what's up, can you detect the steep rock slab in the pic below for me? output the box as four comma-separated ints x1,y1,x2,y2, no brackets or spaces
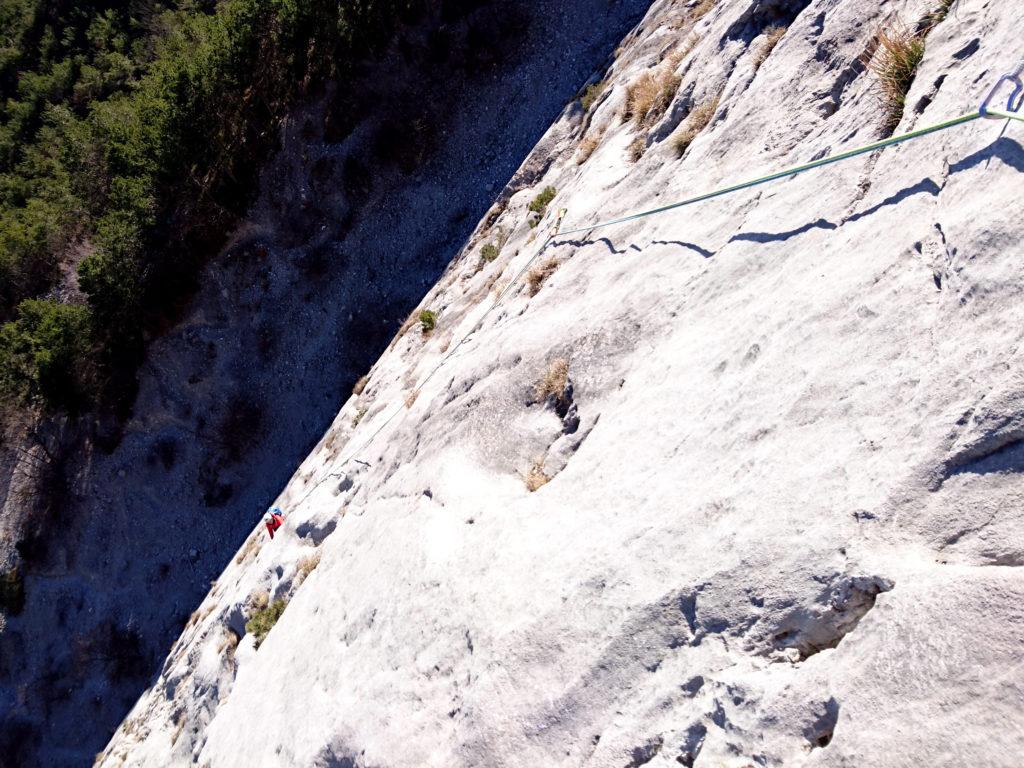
101,0,1024,765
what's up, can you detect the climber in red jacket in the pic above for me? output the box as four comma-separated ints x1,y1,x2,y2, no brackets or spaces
264,507,285,539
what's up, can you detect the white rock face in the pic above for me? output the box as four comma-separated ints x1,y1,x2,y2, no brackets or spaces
99,0,1024,765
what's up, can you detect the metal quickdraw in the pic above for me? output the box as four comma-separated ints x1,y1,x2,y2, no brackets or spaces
980,58,1024,118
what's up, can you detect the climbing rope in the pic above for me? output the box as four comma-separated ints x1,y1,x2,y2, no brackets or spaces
287,65,1023,508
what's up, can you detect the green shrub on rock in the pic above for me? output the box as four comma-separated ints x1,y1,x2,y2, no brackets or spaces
245,598,287,648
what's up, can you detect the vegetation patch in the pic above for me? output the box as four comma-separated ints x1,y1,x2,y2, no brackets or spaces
527,258,560,296
629,136,647,163
525,461,550,492
480,243,500,262
624,67,681,128
234,534,260,565
865,20,926,133
0,0,415,415
753,26,787,70
580,81,606,112
0,300,94,412
352,406,368,427
296,551,322,586
577,131,604,165
419,309,438,333
673,95,721,157
535,358,569,405
245,597,287,649
691,0,717,21
528,186,557,221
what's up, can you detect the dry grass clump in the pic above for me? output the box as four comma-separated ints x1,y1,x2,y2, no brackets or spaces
525,461,550,492
216,628,240,657
404,389,420,409
352,375,368,396
170,713,187,747
296,551,322,586
234,533,260,564
672,95,720,157
188,603,215,628
388,308,420,350
577,130,604,164
628,136,646,162
526,258,559,296
691,0,717,21
535,358,569,403
625,67,681,128
925,0,957,28
248,589,269,612
753,25,786,70
864,20,926,132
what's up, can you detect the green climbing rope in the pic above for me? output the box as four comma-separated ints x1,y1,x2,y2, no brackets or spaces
557,110,1002,238
291,99,1021,495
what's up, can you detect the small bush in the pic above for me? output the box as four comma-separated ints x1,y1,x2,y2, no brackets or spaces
528,186,557,216
580,81,606,112
672,96,720,157
866,21,926,132
480,243,500,262
352,375,369,396
419,309,437,333
245,598,287,649
352,407,367,426
753,25,787,70
527,258,559,296
535,359,569,404
525,461,550,492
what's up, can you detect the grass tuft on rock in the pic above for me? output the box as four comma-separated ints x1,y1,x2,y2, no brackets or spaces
535,358,569,404
866,21,926,133
527,258,559,296
245,598,287,649
525,461,550,492
672,96,720,157
628,136,647,162
625,68,681,128
753,25,787,70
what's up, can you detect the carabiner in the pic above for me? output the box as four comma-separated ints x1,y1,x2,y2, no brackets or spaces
980,59,1024,118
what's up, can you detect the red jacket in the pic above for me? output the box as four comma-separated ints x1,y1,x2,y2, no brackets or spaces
266,513,284,539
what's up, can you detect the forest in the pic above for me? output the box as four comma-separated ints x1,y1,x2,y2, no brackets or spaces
0,0,418,413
